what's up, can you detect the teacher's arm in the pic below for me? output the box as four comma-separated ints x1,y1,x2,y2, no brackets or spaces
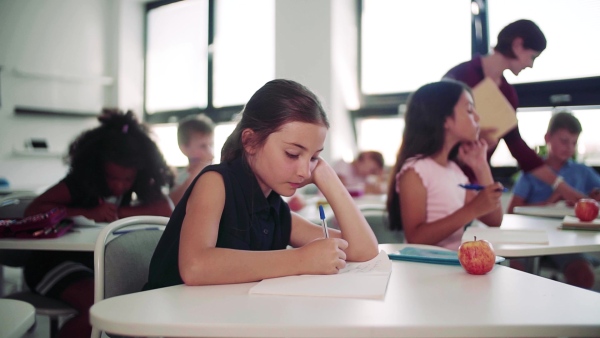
503,127,584,204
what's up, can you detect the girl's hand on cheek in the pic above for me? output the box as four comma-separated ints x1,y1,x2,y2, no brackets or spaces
307,158,336,189
459,140,488,168
298,238,348,275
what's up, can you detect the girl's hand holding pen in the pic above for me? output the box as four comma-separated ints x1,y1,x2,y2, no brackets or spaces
466,182,504,217
89,199,118,222
298,238,348,275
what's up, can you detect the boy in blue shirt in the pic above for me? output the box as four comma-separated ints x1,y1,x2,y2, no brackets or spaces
508,111,598,289
169,114,215,206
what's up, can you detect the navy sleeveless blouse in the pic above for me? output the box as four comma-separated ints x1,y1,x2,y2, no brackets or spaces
144,157,292,290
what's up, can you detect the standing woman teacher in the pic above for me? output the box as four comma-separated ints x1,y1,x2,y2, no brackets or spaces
443,19,584,203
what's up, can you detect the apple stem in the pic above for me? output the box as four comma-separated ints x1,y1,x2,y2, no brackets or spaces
474,236,477,241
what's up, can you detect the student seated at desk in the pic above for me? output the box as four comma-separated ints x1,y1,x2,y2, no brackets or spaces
507,112,599,289
386,80,504,251
144,79,379,290
23,109,174,338
169,114,215,206
333,150,386,195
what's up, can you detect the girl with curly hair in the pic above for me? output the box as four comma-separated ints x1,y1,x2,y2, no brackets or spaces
23,109,174,338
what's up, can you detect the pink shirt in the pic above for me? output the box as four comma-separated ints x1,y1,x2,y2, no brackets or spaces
396,157,469,250
332,160,364,192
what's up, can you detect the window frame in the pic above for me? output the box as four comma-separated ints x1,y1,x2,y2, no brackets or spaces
355,0,600,115
143,0,244,125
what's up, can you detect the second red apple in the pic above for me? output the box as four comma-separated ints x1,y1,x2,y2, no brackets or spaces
574,198,599,222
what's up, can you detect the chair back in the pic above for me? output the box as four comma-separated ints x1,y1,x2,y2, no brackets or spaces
92,216,168,338
361,207,404,244
93,216,169,303
103,230,162,299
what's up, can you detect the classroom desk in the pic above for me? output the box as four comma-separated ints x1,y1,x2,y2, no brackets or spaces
464,214,600,257
0,227,102,251
90,243,600,338
0,298,36,338
295,193,386,223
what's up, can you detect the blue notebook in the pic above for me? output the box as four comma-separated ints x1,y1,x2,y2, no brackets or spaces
388,247,505,266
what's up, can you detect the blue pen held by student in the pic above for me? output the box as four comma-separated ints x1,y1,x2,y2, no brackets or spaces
459,184,508,192
319,205,329,239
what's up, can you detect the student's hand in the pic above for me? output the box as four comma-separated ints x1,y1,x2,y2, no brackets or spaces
89,200,119,222
298,238,348,275
300,158,335,189
458,139,489,169
589,188,600,201
479,127,499,149
467,182,503,217
556,183,586,206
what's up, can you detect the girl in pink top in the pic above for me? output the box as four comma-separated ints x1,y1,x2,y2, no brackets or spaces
386,81,504,250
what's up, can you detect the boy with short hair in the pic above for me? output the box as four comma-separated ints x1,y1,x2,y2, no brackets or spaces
169,114,215,206
508,111,599,288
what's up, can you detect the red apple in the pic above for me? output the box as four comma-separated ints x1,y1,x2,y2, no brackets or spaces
287,194,306,212
458,236,496,275
574,198,599,222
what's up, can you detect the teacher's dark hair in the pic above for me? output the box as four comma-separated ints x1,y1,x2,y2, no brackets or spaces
494,19,547,58
386,80,470,231
221,79,329,163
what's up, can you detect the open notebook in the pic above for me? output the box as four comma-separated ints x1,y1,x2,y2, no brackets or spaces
249,250,392,299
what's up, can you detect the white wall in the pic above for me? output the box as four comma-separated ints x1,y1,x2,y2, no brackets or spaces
0,0,145,191
275,0,357,162
0,0,354,191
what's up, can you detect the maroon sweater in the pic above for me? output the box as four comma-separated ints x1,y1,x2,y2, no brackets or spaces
443,55,544,173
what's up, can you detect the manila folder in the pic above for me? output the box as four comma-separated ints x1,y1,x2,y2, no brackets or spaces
472,77,517,141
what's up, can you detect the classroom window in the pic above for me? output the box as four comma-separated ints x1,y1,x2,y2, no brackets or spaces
360,0,471,95
146,0,208,114
356,107,600,170
151,121,237,167
355,117,404,167
487,0,600,84
489,107,600,167
212,0,274,107
144,0,275,117
357,0,600,174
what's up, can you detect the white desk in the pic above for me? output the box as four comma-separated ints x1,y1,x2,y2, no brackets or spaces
465,214,600,257
90,244,600,338
0,299,35,338
295,194,386,223
0,227,102,251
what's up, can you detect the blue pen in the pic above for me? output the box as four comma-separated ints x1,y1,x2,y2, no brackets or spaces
459,184,508,192
113,227,160,235
319,205,329,239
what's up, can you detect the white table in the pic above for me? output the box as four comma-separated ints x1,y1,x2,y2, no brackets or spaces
0,227,102,251
90,243,600,338
0,299,35,338
465,214,600,257
295,194,386,223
